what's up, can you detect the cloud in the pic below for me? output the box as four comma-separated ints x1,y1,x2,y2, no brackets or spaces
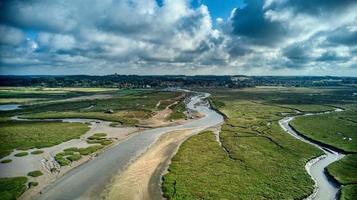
0,0,356,76
0,25,25,46
229,0,288,46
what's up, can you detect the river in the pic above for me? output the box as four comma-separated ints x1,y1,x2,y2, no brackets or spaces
0,104,21,111
36,92,224,200
279,110,344,200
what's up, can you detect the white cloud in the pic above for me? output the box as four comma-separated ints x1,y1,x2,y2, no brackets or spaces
0,0,356,76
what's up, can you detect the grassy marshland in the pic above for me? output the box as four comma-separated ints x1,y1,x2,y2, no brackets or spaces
290,112,357,153
163,87,357,200
0,177,28,200
0,121,89,158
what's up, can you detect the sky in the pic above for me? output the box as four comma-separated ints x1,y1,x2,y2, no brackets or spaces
0,0,356,76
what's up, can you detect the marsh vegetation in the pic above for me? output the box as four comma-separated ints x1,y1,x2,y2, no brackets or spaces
163,86,357,200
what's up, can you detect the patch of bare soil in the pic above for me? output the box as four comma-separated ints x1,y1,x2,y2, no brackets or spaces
103,129,197,200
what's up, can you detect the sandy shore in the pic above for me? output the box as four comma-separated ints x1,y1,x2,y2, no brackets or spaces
103,129,199,200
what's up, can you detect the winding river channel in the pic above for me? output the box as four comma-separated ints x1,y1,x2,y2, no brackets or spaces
35,92,224,200
279,109,344,200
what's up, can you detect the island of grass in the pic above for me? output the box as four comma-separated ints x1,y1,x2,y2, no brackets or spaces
0,177,28,200
1,159,12,163
55,145,105,166
31,150,44,155
28,181,39,188
27,170,43,177
290,111,357,153
86,133,113,145
14,152,28,157
0,121,90,158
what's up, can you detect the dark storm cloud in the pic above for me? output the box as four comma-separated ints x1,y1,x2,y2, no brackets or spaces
0,0,76,33
281,42,313,68
316,51,350,62
282,43,310,62
268,0,357,16
326,28,357,46
230,0,287,46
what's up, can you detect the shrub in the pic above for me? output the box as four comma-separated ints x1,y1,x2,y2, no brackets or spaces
63,151,75,156
86,139,104,144
56,158,70,166
78,148,91,155
79,145,103,155
28,181,39,188
67,154,81,162
87,133,107,140
31,150,44,155
54,154,70,166
63,147,79,152
14,152,28,157
1,159,12,164
100,140,113,145
56,152,66,157
27,170,43,177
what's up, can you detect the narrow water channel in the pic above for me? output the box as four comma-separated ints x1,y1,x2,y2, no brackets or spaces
279,110,344,200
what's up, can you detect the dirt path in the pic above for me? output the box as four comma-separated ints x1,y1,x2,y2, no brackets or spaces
103,129,198,200
140,96,186,127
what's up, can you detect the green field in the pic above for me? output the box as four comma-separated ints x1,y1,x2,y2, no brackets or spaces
0,87,120,105
163,86,357,200
0,177,28,200
290,112,357,153
340,184,357,200
0,121,89,158
23,111,140,126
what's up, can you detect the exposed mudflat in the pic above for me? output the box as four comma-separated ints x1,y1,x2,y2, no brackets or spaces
104,129,197,200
